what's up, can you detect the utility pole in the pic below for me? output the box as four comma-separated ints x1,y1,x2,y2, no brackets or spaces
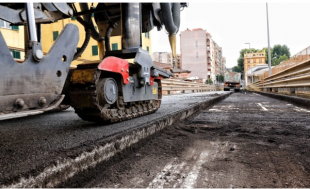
266,2,272,76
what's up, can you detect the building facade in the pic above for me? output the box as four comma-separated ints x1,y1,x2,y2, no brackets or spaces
243,51,266,84
153,52,181,69
0,19,25,60
180,28,222,83
221,57,226,75
41,3,152,66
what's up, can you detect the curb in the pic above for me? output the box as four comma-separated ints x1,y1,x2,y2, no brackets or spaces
254,91,310,109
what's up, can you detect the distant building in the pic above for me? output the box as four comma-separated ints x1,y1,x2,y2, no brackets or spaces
153,52,181,69
153,61,172,71
243,51,266,85
221,57,226,75
180,28,222,83
171,68,191,79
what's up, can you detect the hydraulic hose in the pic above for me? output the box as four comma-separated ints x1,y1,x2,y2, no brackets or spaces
73,16,91,60
160,3,180,34
105,22,117,51
79,3,104,42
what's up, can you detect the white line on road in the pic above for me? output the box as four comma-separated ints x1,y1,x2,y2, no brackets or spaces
256,103,268,111
294,107,310,113
253,93,260,96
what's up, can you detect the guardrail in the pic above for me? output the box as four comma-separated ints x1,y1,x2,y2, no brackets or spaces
255,46,310,94
161,79,219,95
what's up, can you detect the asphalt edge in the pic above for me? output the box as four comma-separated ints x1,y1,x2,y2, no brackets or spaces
4,92,232,188
253,91,310,109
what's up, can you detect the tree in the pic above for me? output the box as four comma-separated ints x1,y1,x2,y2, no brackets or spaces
271,54,289,66
232,66,242,73
273,44,290,59
216,74,224,82
206,78,213,85
264,44,290,65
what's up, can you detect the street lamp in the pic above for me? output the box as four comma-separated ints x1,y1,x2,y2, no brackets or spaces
245,43,253,84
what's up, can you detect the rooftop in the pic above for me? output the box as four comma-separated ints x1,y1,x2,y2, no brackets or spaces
153,61,172,69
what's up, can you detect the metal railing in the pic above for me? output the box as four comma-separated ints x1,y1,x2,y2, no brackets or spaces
162,79,218,95
255,46,310,93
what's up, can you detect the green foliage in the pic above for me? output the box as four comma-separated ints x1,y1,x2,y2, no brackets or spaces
271,54,289,66
273,44,290,59
206,78,213,85
263,44,290,65
232,66,242,73
216,74,224,82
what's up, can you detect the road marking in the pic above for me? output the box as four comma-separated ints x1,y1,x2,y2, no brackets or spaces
209,109,222,112
253,93,260,96
294,107,310,113
180,151,210,188
147,160,186,188
256,103,268,111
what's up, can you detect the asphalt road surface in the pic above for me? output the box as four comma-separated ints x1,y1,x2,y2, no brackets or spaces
75,92,310,188
0,91,228,186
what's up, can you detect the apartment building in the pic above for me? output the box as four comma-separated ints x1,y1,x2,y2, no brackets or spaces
40,3,151,66
221,57,226,75
0,19,25,60
180,28,222,83
0,4,152,66
243,51,266,84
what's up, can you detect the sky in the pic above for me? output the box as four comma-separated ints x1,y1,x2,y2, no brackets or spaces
151,0,310,68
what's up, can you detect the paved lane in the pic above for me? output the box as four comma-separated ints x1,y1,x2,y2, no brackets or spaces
0,91,228,185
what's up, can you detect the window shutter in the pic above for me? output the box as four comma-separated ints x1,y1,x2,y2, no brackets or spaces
112,43,118,50
53,31,59,41
11,25,19,31
15,51,21,59
92,45,98,56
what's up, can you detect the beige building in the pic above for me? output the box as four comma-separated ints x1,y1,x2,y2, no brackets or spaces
180,28,222,83
243,51,266,84
0,19,25,60
221,57,226,75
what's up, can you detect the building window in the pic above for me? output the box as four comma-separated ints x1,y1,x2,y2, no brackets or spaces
92,45,98,56
247,60,250,63
112,43,118,50
0,19,11,29
53,31,59,41
10,50,21,59
196,41,198,47
146,46,149,52
145,32,149,39
254,59,256,63
259,59,262,63
196,52,198,58
11,25,19,31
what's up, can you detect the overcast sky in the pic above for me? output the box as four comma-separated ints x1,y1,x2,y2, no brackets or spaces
151,0,310,68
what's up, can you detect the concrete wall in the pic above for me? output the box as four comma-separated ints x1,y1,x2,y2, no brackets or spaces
181,29,208,80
